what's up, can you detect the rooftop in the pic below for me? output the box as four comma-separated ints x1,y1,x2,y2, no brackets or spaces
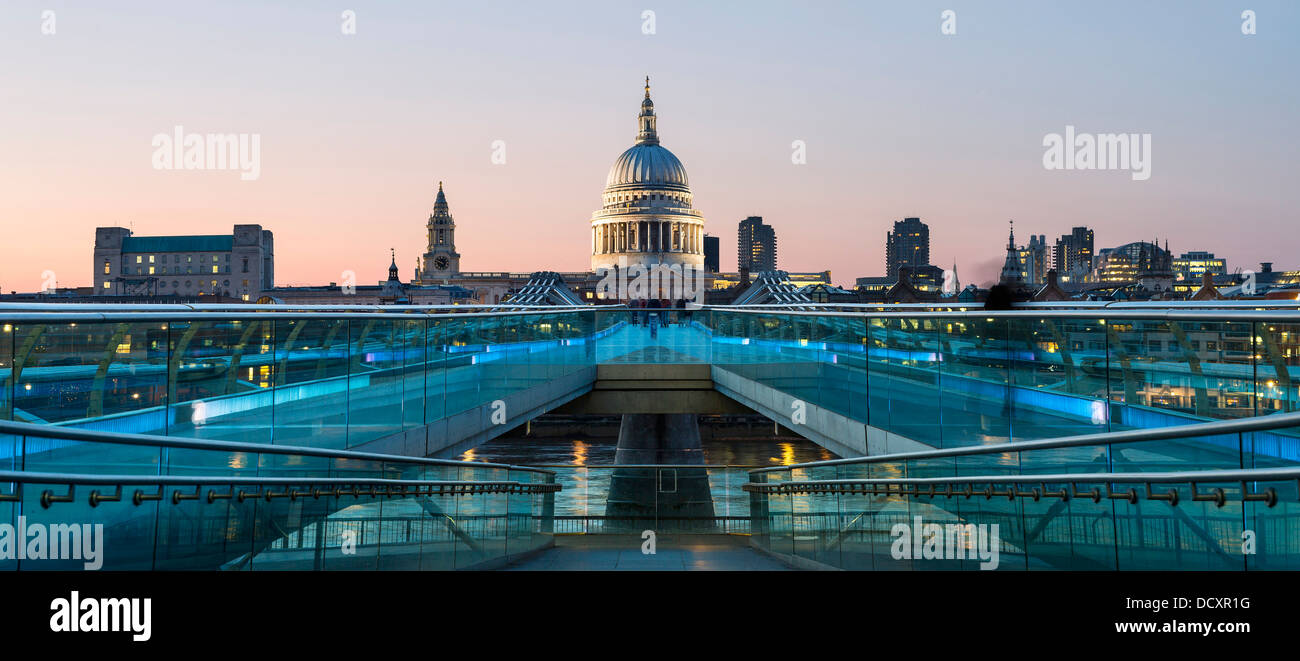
120,235,234,253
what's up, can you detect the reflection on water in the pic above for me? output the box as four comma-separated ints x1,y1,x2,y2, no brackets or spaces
459,435,834,467
459,435,836,520
774,442,797,466
459,436,616,466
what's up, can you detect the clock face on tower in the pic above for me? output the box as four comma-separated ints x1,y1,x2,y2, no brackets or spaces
434,255,450,270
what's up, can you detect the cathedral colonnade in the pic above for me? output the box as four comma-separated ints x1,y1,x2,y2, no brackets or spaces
592,221,704,256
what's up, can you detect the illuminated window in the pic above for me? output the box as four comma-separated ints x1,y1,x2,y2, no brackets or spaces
135,256,142,264
148,255,155,263
149,266,155,274
103,282,111,289
103,260,110,274
212,265,218,273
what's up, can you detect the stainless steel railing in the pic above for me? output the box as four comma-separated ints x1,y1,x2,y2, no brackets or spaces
743,466,1300,508
0,470,561,509
709,301,1300,310
0,302,609,313
748,409,1300,474
704,305,1300,321
0,419,555,476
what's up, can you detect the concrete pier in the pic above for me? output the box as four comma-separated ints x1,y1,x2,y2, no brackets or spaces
604,414,716,532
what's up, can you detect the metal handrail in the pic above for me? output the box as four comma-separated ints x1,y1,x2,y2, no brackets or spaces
710,301,1300,310
0,470,557,488
0,306,611,323
749,409,1300,474
742,466,1300,507
0,302,611,313
703,306,1300,321
527,463,764,469
0,470,562,508
0,419,555,476
7,301,1298,322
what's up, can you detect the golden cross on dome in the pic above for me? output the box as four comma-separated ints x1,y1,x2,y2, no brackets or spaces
644,76,650,99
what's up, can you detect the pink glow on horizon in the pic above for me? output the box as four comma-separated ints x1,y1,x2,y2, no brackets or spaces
0,2,1295,293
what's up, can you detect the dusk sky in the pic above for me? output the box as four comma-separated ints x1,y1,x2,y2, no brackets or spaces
1,0,1296,292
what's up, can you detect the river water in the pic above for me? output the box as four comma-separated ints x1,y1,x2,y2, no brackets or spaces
458,434,836,527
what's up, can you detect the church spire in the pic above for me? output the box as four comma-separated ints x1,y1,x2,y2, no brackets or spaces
1000,220,1025,287
433,181,447,211
428,182,454,229
636,76,659,145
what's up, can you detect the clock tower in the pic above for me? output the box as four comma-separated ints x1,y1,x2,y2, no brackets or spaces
419,181,460,280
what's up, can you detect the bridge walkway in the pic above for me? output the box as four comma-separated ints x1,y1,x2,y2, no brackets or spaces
501,534,789,571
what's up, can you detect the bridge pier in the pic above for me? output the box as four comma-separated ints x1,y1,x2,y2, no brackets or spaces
605,414,716,532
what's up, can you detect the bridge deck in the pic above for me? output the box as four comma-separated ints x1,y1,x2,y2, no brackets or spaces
502,534,790,571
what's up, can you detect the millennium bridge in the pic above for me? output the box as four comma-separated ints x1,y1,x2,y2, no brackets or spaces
1,301,1298,570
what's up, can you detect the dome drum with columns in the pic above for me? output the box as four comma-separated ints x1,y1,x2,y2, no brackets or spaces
591,78,705,271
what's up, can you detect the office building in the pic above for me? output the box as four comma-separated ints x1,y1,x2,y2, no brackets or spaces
1173,251,1228,283
93,224,273,300
1053,226,1095,279
884,217,929,278
703,234,719,272
738,216,777,272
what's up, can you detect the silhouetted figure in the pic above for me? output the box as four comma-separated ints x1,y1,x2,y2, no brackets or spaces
985,284,1015,310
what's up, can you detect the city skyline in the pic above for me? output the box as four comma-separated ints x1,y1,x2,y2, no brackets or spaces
2,0,1297,292
4,0,1300,610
